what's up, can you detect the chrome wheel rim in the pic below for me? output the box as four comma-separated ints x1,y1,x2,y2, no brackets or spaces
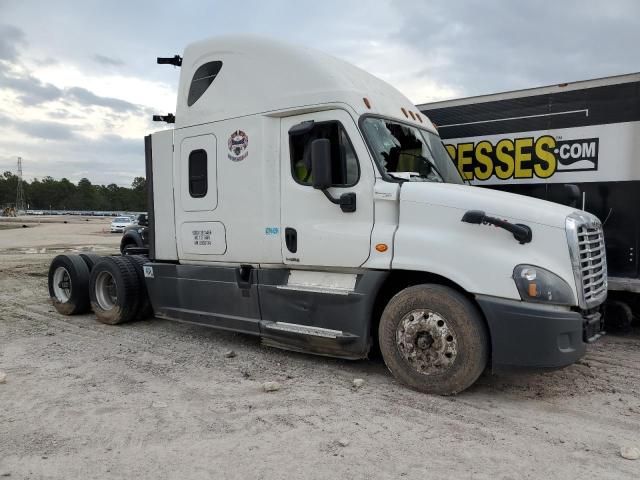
52,267,72,302
396,309,458,375
95,271,117,310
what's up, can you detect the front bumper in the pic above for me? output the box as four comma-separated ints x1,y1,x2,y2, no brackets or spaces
476,295,604,371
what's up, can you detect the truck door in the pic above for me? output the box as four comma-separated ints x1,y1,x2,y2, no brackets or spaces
173,128,225,259
280,110,374,267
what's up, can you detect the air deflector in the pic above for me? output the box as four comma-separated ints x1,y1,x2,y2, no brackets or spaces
188,61,223,106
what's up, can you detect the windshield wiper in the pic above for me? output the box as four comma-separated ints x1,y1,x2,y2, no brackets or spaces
387,173,408,182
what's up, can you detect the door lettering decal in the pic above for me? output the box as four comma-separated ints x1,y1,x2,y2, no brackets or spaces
192,229,212,246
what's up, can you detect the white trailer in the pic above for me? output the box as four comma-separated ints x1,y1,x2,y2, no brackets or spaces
48,36,607,394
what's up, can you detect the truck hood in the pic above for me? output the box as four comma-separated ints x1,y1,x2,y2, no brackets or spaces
400,182,578,228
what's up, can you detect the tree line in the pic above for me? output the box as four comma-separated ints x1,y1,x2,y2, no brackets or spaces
0,171,147,212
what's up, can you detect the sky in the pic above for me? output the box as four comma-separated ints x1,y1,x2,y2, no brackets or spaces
0,0,638,186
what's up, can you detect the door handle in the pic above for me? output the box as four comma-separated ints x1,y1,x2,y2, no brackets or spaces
235,264,253,290
285,227,297,253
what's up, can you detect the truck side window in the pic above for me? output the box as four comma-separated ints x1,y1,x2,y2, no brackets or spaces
289,121,359,187
188,149,208,198
187,61,223,107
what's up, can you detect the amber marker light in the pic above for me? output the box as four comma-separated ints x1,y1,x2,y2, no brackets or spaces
375,243,389,253
528,282,537,297
363,97,371,109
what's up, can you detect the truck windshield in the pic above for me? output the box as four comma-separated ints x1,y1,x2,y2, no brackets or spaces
361,117,463,184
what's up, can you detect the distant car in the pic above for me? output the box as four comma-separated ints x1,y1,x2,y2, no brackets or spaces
110,216,134,233
120,214,149,254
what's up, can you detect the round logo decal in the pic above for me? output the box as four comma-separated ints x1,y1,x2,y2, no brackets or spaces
227,130,248,161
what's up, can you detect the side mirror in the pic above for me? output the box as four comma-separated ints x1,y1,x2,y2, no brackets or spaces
311,138,332,190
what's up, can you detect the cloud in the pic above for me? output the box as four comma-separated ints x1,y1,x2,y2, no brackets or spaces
0,111,80,141
93,54,124,67
92,134,142,156
0,131,146,185
0,64,63,105
66,86,141,113
0,63,144,113
0,24,26,61
390,0,640,99
48,108,84,120
17,120,79,140
1,0,638,186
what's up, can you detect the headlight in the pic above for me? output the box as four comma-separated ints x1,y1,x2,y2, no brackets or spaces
513,265,575,306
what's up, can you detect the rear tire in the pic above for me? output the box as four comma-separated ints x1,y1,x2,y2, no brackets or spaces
378,284,489,395
48,254,91,315
79,253,101,271
89,256,141,324
124,255,154,320
121,242,137,255
605,299,634,332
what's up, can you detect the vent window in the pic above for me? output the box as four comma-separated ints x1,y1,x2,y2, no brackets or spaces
188,149,208,197
187,61,222,106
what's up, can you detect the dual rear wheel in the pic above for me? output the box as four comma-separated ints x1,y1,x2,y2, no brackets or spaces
48,254,91,315
48,253,153,324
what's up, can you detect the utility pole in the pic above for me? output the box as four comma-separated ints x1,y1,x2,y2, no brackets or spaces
16,156,26,213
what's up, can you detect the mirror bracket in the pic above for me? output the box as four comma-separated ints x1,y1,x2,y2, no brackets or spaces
322,190,356,213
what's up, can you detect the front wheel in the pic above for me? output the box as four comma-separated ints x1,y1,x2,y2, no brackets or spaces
378,284,489,395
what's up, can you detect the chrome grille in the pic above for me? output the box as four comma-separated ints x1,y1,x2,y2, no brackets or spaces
577,223,607,306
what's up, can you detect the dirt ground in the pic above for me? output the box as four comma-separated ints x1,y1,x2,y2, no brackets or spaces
1,217,639,479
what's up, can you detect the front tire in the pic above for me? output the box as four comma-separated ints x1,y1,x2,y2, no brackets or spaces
378,284,489,395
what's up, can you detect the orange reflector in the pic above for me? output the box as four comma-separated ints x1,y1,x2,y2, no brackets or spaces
528,283,537,297
375,243,389,253
363,97,371,109
401,107,408,118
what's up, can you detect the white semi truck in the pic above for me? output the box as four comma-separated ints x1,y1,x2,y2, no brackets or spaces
48,36,606,394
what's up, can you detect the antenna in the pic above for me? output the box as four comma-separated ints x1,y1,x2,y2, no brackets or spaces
16,156,26,213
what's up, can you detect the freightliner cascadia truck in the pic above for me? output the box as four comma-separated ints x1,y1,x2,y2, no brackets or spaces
419,73,639,329
47,36,606,394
